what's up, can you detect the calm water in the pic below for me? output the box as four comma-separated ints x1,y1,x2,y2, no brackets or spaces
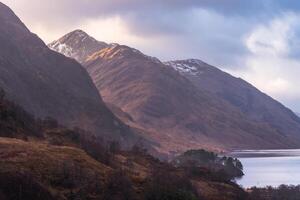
230,149,300,188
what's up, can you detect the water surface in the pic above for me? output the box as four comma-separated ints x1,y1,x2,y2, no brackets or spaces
230,149,300,188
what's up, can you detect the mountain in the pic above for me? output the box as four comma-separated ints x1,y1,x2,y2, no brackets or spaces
165,59,300,140
0,2,139,145
49,30,300,153
48,29,109,63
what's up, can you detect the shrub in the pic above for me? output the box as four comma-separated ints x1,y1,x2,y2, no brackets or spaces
144,168,199,200
102,170,136,200
0,172,54,200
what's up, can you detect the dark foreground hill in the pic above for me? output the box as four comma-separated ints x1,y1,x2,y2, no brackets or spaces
0,87,247,200
0,2,143,147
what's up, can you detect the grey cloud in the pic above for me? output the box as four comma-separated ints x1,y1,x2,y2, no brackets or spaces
3,0,300,67
2,0,287,25
2,0,260,66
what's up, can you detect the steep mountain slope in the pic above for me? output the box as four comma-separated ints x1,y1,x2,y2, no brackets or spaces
0,3,137,144
48,29,109,63
51,32,300,152
88,46,300,151
165,59,300,140
50,30,300,153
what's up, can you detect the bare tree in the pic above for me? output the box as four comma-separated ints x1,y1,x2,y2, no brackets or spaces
0,88,5,101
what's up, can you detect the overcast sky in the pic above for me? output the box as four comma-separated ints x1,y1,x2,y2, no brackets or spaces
2,0,300,112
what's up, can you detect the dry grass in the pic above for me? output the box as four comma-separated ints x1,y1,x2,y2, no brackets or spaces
193,180,245,200
0,137,112,199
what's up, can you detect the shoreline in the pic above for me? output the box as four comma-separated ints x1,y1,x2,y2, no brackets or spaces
228,149,300,158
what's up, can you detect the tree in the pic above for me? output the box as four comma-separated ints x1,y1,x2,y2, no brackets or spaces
234,158,243,171
43,117,59,129
144,168,199,200
102,170,136,200
109,141,121,155
0,88,5,101
131,143,148,155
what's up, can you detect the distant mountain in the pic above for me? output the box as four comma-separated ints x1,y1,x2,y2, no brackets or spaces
49,30,300,153
165,59,300,140
0,3,140,146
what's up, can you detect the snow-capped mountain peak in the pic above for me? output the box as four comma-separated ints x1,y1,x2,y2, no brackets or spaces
48,30,108,63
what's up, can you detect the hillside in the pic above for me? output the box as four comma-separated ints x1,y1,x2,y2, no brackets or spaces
165,59,300,142
50,31,300,153
0,2,143,146
0,138,112,200
0,85,247,200
0,137,247,200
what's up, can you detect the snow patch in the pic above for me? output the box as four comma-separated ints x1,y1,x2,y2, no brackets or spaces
49,41,79,61
165,60,204,76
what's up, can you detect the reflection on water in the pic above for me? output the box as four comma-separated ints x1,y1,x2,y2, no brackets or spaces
230,150,300,188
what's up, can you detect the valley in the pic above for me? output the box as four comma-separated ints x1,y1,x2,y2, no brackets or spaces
1,1,300,200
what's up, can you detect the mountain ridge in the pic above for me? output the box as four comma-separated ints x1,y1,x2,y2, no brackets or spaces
165,59,300,138
49,31,300,153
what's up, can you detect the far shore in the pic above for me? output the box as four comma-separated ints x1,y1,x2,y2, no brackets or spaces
228,149,300,158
